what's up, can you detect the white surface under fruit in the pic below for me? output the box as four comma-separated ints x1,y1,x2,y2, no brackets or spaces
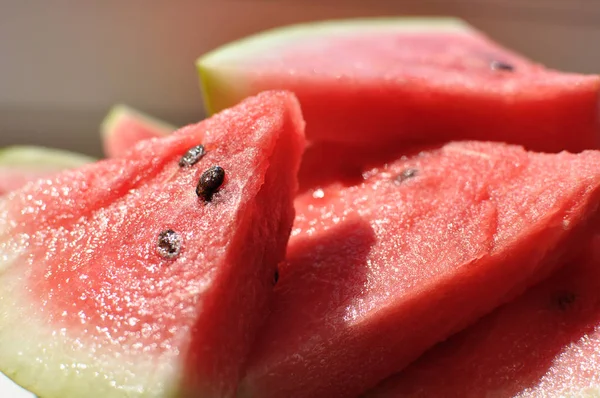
0,372,34,398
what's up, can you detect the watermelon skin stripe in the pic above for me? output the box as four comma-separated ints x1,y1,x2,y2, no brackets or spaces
0,91,305,398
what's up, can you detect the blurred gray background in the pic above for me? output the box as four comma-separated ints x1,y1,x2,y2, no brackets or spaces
1,0,599,157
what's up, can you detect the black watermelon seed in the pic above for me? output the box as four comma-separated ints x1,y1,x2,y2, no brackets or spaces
197,165,225,201
490,60,515,72
273,269,279,286
555,290,576,311
179,145,206,167
394,168,418,184
157,229,181,259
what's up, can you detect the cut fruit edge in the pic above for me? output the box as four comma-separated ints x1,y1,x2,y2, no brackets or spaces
197,17,471,115
0,91,305,398
0,146,94,170
100,104,176,140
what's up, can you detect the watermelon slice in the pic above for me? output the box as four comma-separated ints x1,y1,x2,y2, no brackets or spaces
367,235,600,398
97,106,406,194
97,106,397,194
297,140,431,193
101,104,175,158
0,91,305,397
238,142,600,398
0,146,93,195
198,18,600,153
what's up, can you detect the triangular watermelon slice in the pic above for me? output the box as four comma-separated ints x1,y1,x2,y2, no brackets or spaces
198,18,600,153
0,91,305,397
0,146,94,195
101,104,175,158
367,235,600,398
238,142,600,398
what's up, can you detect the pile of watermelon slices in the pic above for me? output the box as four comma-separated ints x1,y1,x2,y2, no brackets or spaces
1,17,600,398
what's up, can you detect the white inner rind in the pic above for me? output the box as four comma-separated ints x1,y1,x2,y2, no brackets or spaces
198,17,470,67
0,193,183,398
196,17,471,114
0,253,183,397
0,146,94,170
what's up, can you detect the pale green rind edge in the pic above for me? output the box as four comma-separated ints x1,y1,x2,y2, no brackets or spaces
0,366,180,398
198,67,218,116
100,104,177,140
0,352,181,398
199,16,472,66
0,146,95,170
196,17,473,115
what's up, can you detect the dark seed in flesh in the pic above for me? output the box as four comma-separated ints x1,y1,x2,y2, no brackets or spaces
394,168,418,184
555,290,576,311
490,60,515,72
157,229,181,259
179,145,206,167
273,269,279,286
197,165,225,201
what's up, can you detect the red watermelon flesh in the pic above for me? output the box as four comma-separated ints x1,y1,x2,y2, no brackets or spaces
100,106,410,194
0,168,56,195
367,235,600,398
297,140,432,193
0,91,305,397
238,142,600,398
198,18,600,153
0,146,93,195
101,104,175,158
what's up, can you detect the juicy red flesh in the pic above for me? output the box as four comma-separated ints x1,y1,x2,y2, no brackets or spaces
0,91,305,397
368,236,600,398
0,168,57,195
239,142,600,398
226,31,600,152
103,115,171,158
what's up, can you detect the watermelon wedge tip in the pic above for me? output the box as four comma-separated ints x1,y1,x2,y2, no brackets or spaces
0,90,305,398
101,104,176,158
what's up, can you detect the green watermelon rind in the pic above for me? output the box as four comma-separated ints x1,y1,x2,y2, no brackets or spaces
0,140,139,398
196,17,472,115
0,146,95,170
0,145,180,398
0,92,305,398
100,104,176,141
0,313,181,398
